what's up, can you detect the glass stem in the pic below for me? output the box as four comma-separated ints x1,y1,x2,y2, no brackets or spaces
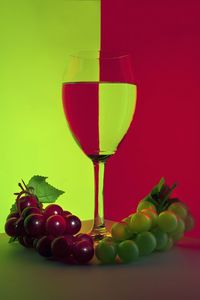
91,160,106,238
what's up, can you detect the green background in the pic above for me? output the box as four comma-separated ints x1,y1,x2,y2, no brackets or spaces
0,0,100,232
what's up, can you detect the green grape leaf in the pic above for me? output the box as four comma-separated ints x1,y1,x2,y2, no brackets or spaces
27,176,65,203
164,198,180,210
158,183,178,212
151,177,165,196
150,187,158,196
142,194,158,206
9,237,18,243
10,203,17,213
162,182,177,202
157,177,165,192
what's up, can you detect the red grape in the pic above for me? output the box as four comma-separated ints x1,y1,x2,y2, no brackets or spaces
64,234,76,247
24,214,45,237
21,207,42,219
15,217,26,236
5,217,17,237
65,215,81,235
22,236,35,248
75,233,94,245
61,254,78,265
62,210,72,217
36,236,53,257
51,236,73,259
46,215,66,236
17,196,38,214
44,204,63,218
18,236,27,247
73,240,94,264
6,212,20,220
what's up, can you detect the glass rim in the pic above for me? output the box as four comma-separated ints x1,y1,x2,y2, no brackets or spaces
68,50,131,60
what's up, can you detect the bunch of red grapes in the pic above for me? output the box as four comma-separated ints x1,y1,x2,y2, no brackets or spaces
5,193,94,264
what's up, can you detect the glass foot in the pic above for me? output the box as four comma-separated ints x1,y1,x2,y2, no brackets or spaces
89,224,111,242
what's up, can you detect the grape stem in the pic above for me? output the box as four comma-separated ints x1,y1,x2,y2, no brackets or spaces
157,182,177,213
18,183,25,191
15,190,33,201
21,179,28,190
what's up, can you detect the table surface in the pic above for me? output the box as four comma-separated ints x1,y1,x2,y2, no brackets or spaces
1,220,200,300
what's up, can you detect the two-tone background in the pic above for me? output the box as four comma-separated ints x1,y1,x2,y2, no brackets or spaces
1,0,200,237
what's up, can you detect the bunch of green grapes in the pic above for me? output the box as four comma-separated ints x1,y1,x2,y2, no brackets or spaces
95,178,195,264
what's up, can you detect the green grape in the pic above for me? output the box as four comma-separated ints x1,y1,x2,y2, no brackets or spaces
122,216,131,225
129,212,152,233
117,240,139,263
135,231,157,256
111,222,132,242
184,214,195,232
137,199,156,212
141,208,158,227
170,217,185,234
151,227,168,250
158,211,178,233
170,231,184,242
100,236,115,244
95,240,117,264
169,217,185,242
168,202,188,220
159,237,173,251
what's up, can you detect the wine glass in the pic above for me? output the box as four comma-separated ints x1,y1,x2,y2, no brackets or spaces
62,51,137,241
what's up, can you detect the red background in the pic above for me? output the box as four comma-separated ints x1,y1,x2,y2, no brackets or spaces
101,0,200,237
